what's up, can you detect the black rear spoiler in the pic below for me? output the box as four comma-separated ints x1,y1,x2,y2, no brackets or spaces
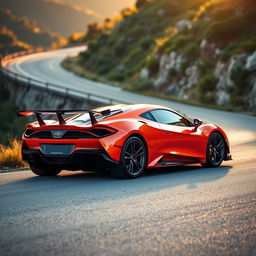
16,109,108,126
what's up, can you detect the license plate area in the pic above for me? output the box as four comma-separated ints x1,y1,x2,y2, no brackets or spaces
41,144,75,155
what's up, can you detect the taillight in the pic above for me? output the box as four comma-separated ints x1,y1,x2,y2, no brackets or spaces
90,127,117,138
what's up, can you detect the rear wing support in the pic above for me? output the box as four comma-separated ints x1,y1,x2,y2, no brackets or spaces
17,110,98,126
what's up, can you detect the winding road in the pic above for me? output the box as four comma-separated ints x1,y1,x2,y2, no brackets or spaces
1,46,256,256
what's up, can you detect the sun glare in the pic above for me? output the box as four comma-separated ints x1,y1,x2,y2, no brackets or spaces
193,0,226,22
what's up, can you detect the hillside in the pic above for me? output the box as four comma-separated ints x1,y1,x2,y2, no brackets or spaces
63,0,256,112
0,8,59,48
0,0,100,37
46,0,136,19
0,27,30,55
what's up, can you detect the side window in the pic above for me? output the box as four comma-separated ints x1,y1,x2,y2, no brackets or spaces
140,111,156,122
150,109,190,127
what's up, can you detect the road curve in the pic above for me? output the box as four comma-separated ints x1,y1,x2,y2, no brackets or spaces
6,46,256,145
1,46,256,256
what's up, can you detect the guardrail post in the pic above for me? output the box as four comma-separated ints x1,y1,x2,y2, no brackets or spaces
66,88,69,95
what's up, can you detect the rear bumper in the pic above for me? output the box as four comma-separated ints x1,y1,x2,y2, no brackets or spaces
22,149,119,170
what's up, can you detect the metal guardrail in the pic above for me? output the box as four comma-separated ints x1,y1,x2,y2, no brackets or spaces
0,47,128,105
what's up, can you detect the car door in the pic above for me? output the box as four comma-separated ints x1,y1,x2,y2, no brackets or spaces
150,109,205,163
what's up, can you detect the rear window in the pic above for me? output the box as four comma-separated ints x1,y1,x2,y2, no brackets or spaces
67,108,132,124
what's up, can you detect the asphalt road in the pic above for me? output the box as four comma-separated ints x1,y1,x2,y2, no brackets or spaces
1,46,256,256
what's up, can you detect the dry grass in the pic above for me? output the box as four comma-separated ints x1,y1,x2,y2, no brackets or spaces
0,139,26,168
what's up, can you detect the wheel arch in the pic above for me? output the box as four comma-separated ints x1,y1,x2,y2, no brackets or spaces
126,133,149,166
209,130,230,160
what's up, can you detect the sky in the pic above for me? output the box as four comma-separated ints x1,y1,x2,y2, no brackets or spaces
50,0,137,19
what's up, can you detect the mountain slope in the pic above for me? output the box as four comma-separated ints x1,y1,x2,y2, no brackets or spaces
64,0,256,112
0,0,100,36
78,0,206,76
0,8,59,47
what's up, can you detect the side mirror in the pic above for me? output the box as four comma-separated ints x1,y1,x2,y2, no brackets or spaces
193,119,202,127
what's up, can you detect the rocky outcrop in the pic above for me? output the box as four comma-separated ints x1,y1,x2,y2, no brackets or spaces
248,81,256,109
200,39,216,59
153,75,168,89
140,68,149,79
166,84,179,95
216,90,230,106
176,20,192,32
140,39,256,111
246,50,256,70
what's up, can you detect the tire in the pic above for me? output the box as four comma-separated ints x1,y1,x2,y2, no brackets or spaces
202,132,225,168
111,136,147,179
29,163,61,176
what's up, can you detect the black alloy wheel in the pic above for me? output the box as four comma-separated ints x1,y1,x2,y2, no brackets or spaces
111,136,147,178
202,132,225,168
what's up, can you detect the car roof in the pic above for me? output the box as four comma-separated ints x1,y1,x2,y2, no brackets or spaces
92,103,192,123
93,103,170,113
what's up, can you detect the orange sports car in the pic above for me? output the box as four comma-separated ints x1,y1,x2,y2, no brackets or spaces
17,104,232,178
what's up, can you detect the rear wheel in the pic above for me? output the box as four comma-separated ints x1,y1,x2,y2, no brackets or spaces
111,136,147,178
202,132,225,168
29,163,61,176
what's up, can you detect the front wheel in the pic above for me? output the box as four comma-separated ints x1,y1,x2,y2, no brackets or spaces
111,136,147,179
202,132,225,168
29,163,61,176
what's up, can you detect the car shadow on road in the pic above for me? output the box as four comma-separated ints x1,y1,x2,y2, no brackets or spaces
60,164,232,187
1,164,233,199
0,164,233,214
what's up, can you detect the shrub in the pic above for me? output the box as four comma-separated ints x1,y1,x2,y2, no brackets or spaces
172,34,194,49
182,42,200,60
140,37,153,50
133,79,153,91
197,72,218,94
230,67,251,95
220,39,256,62
146,57,159,75
0,82,27,145
179,60,190,74
0,139,25,168
205,17,245,46
168,68,177,78
93,58,112,75
88,41,99,52
107,70,126,82
163,34,194,54
200,93,215,104
122,47,145,69
238,39,256,53
229,96,245,110
220,44,236,62
197,59,216,76
113,42,126,56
